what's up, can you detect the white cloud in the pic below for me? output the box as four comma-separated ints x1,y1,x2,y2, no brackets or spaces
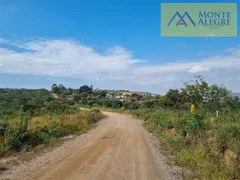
0,38,240,93
188,65,210,73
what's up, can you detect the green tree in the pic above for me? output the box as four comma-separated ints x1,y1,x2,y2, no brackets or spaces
99,90,107,98
182,75,209,107
165,89,184,118
51,84,58,94
79,85,92,93
205,84,233,111
57,84,66,94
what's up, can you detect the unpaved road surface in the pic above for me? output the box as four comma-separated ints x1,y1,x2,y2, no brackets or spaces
0,112,180,180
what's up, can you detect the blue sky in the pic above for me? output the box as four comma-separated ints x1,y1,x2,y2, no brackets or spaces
0,0,239,94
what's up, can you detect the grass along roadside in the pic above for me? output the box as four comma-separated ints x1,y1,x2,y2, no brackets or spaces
0,109,106,159
128,108,240,180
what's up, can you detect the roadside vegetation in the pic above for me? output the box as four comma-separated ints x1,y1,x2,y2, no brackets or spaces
0,88,104,158
131,109,240,179
128,76,240,180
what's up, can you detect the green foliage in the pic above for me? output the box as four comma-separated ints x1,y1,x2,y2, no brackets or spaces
131,108,240,180
182,75,209,106
165,89,184,110
79,85,92,93
178,112,207,136
0,98,104,158
51,84,58,94
37,124,64,143
5,115,30,152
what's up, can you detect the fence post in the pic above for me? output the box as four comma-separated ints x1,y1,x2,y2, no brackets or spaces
27,116,31,130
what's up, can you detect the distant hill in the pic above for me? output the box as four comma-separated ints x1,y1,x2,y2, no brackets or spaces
233,93,240,98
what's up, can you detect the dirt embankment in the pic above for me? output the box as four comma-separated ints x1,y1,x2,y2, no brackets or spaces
0,112,181,180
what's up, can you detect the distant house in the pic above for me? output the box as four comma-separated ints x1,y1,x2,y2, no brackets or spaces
116,95,124,99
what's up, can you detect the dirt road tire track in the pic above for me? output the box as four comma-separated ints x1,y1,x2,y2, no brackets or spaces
0,112,180,180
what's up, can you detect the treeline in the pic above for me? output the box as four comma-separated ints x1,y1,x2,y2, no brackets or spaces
51,84,94,95
159,75,240,113
62,76,240,114
1,75,239,119
0,88,77,119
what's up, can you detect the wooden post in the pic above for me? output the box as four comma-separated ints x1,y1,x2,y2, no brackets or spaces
27,117,31,130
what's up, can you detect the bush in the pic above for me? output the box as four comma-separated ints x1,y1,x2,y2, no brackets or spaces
178,112,207,136
153,111,176,129
5,115,30,152
38,128,55,143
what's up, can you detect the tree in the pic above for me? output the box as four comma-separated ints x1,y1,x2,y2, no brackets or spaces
64,88,73,95
182,75,209,107
79,85,92,93
165,89,184,109
72,93,81,102
205,84,233,111
99,90,107,98
57,84,66,94
51,84,58,94
165,89,185,118
229,96,240,109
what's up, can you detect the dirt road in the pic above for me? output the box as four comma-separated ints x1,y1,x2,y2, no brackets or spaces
0,112,180,180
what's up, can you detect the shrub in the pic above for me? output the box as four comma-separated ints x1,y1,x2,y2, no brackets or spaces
178,112,207,136
37,125,59,143
5,116,30,152
153,111,176,129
